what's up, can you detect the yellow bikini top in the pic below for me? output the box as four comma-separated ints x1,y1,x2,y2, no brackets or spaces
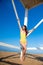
20,29,26,41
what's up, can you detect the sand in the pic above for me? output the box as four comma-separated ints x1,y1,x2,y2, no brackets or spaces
0,51,43,65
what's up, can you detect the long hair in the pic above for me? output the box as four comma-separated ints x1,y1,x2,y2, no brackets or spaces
22,25,28,36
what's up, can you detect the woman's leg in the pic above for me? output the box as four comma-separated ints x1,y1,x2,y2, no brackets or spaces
20,43,26,62
22,44,26,61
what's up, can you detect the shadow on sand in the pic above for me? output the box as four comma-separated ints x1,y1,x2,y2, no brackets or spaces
0,53,20,59
0,60,21,65
0,53,21,65
26,54,43,62
0,53,43,65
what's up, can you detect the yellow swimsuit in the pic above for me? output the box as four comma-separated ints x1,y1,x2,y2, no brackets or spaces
20,29,26,44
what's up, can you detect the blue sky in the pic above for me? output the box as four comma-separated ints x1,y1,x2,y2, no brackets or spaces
0,0,43,49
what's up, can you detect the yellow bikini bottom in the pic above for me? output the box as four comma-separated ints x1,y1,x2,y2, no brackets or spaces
20,40,26,44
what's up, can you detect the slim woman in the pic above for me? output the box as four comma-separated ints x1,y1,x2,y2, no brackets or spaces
20,25,28,62
18,21,32,62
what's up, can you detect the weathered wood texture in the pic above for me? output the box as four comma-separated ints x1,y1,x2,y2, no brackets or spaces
20,0,43,9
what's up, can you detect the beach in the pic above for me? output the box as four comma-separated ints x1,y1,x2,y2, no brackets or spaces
0,51,43,65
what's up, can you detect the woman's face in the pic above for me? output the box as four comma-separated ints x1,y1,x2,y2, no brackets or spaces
22,26,25,30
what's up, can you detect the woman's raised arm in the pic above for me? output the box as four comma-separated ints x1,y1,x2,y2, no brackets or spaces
27,29,34,37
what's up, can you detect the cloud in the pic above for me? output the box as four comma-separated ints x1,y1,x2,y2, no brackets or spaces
0,42,43,50
0,42,20,50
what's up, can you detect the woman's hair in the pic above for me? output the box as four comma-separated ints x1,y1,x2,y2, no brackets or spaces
22,25,28,36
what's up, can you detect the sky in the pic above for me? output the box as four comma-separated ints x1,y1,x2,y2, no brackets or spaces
0,0,43,50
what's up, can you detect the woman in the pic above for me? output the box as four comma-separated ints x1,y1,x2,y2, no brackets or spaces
18,21,33,62
20,25,28,62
